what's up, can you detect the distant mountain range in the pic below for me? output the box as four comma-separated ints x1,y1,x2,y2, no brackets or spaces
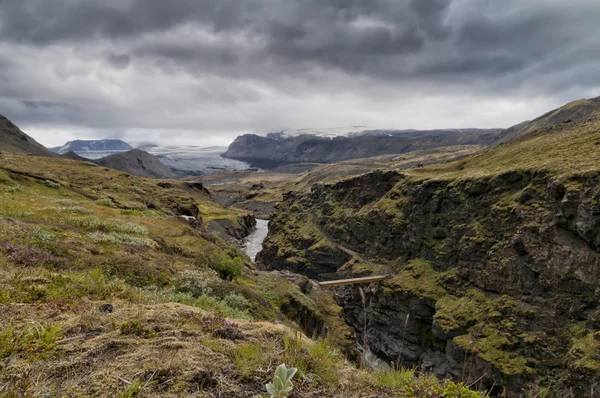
50,139,133,155
224,128,503,168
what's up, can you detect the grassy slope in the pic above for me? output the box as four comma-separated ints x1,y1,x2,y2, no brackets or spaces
0,154,484,397
411,105,600,181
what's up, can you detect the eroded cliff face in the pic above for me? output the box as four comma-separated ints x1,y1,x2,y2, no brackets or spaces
259,169,600,397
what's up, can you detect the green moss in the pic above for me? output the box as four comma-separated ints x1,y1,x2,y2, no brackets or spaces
568,332,600,371
338,258,382,275
435,290,490,331
385,259,447,299
454,326,532,376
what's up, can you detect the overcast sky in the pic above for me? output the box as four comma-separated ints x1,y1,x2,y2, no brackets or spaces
1,0,599,147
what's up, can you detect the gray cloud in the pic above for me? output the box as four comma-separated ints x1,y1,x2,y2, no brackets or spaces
0,0,599,147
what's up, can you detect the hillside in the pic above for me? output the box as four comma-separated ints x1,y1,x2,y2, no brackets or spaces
0,114,55,157
258,96,600,396
60,151,89,161
94,149,176,179
223,129,501,168
491,96,600,145
0,153,485,397
50,139,133,154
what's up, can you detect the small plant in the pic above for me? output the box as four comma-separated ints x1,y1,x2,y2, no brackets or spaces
224,292,250,310
89,232,156,247
53,198,82,206
43,180,60,189
208,254,244,280
5,184,21,193
175,270,215,297
33,227,56,243
68,216,149,235
95,198,114,207
266,364,298,398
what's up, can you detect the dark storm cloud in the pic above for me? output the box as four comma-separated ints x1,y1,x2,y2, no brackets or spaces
105,53,131,70
0,0,599,146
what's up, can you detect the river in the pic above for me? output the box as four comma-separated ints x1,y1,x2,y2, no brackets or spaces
243,219,269,262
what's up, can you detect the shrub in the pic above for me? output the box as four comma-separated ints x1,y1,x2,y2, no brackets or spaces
95,198,114,207
43,180,60,189
174,270,216,297
53,199,82,206
33,227,56,243
208,254,244,280
68,217,149,235
266,364,298,398
5,184,21,193
1,242,62,267
224,292,250,310
89,232,156,247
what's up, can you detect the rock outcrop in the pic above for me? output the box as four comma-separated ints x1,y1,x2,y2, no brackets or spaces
0,114,56,157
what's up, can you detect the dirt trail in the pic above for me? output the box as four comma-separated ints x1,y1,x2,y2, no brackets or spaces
310,213,392,276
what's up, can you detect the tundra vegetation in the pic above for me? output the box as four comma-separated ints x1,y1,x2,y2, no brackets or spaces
0,153,484,397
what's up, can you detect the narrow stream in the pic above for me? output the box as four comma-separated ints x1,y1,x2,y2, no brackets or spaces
243,219,269,262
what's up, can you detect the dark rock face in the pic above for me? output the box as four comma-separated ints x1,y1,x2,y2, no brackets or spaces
207,214,256,243
260,168,600,396
223,129,501,168
0,114,56,157
94,149,176,179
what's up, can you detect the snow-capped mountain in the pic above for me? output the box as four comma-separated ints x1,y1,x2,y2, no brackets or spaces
49,139,134,159
266,127,369,139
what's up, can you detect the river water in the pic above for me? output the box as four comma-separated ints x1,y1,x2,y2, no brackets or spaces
243,219,269,262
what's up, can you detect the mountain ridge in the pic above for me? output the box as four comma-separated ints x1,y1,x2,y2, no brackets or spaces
0,114,56,157
50,139,133,154
223,128,503,168
94,149,177,179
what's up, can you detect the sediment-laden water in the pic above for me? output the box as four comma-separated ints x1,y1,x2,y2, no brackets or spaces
243,219,269,262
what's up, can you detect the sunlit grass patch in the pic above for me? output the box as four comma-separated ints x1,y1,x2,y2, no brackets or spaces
67,216,149,235
89,231,156,247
